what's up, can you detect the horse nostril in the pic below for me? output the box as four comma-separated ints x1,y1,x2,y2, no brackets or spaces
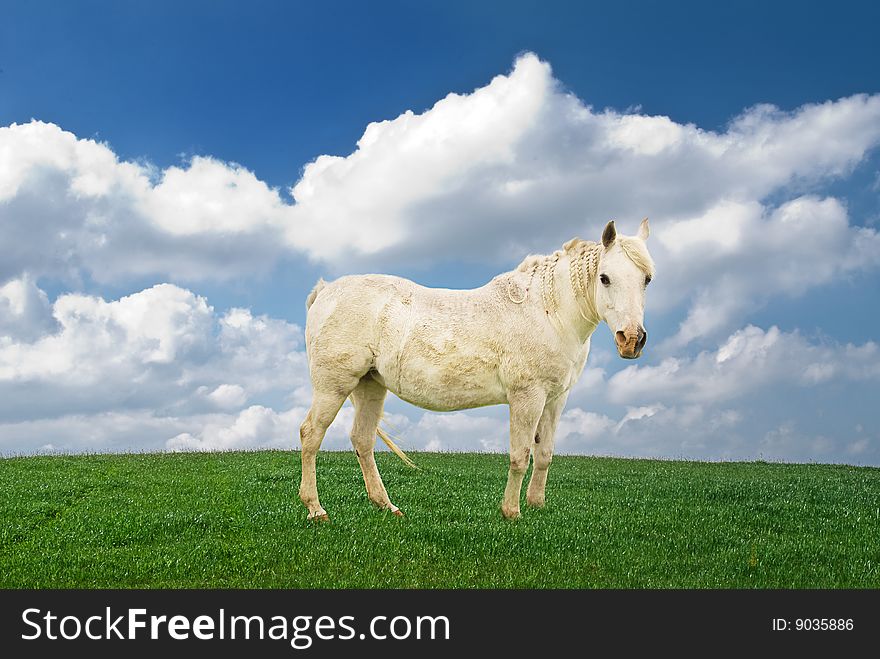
637,328,647,351
615,331,627,347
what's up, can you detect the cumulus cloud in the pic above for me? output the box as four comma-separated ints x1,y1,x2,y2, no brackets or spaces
408,411,510,452
555,407,615,450
162,403,430,454
0,274,57,341
285,54,552,262
0,410,197,455
607,325,880,405
2,53,880,464
290,55,879,346
3,53,879,350
204,384,248,409
0,121,289,283
0,278,874,465
657,196,880,347
0,283,307,428
287,56,880,273
555,403,749,460
167,405,304,452
0,406,306,455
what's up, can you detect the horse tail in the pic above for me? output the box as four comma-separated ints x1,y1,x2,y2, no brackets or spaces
347,394,418,468
376,423,419,469
305,278,327,311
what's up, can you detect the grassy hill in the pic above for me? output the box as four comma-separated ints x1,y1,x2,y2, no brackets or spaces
1,451,878,588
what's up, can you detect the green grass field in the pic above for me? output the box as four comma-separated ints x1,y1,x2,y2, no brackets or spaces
1,451,878,588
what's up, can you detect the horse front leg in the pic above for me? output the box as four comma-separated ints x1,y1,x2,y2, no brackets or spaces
526,392,568,509
501,387,547,519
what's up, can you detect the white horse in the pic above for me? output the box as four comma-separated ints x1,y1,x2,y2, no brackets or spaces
299,219,654,520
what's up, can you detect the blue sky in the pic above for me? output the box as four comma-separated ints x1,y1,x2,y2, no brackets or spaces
1,1,879,463
6,1,879,189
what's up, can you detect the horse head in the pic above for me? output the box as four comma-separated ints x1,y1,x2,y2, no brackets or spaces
595,218,654,359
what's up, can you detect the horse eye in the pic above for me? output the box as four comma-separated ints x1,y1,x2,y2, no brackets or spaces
645,275,652,286
599,274,610,286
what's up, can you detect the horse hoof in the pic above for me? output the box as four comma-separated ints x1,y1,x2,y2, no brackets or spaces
526,498,545,509
308,512,330,523
500,507,521,520
392,508,404,517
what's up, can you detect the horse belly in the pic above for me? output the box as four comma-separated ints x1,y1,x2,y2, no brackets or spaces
376,347,506,412
403,358,505,411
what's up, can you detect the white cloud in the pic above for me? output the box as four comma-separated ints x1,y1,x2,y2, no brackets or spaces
0,406,301,455
0,283,872,463
608,325,880,405
167,405,301,452
165,403,361,453
0,274,57,341
0,121,289,283
205,383,248,409
278,56,880,341
285,54,551,261
657,196,880,348
0,282,307,430
2,54,879,347
555,407,615,450
555,403,749,460
0,295,874,464
348,401,753,462
0,410,199,454
2,53,880,465
143,157,286,236
0,283,213,383
614,405,664,433
409,411,509,452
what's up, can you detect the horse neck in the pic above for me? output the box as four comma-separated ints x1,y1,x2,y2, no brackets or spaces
508,243,601,344
556,243,601,342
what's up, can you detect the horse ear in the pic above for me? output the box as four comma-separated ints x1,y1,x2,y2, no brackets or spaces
602,220,616,249
638,217,650,241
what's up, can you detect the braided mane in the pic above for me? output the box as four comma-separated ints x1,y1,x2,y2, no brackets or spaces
507,239,603,324
563,238,602,321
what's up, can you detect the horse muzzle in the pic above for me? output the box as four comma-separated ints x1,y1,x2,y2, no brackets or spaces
615,327,647,359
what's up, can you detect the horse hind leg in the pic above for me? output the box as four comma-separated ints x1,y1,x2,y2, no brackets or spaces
350,375,401,515
299,388,349,521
